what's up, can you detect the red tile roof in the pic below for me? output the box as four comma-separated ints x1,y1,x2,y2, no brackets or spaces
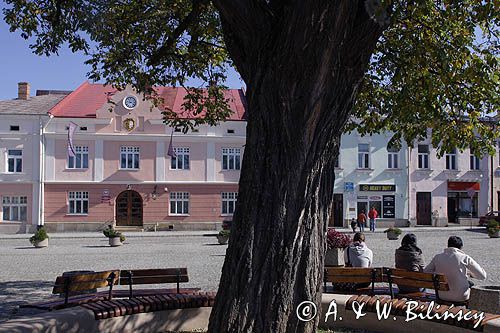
49,81,247,120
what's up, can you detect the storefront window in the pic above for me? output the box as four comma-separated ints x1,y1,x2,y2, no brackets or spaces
447,192,478,219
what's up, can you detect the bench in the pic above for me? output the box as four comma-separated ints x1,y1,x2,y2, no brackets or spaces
324,266,450,304
346,295,500,332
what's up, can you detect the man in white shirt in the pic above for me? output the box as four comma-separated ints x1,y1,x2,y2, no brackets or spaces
424,236,486,303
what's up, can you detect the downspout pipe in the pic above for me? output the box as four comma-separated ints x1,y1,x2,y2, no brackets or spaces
38,114,54,229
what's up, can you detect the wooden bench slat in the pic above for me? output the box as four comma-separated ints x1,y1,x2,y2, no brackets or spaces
119,275,189,285
119,268,187,278
328,276,374,283
53,280,113,294
325,267,382,276
54,270,119,285
388,268,447,282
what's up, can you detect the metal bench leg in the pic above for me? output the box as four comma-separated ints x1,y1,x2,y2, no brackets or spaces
108,272,116,301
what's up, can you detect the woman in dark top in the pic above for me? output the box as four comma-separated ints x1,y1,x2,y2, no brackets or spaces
395,233,425,293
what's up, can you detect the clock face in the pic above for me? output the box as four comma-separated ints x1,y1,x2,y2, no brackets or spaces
123,96,138,110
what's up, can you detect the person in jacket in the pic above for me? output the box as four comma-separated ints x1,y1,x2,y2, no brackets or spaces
395,233,425,293
368,207,378,232
344,232,373,268
357,210,367,232
424,236,486,303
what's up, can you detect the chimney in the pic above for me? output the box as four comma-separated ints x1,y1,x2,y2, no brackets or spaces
18,82,30,100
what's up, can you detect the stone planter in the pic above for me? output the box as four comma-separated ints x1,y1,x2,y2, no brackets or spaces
109,237,122,247
469,285,500,314
33,239,48,248
217,235,229,245
325,248,344,267
386,231,400,240
488,230,499,238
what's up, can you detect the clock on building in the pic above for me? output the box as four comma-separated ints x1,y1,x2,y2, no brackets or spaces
123,96,138,110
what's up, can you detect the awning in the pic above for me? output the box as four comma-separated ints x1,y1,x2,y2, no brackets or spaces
447,181,480,191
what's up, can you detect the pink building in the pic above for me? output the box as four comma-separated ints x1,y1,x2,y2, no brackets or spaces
42,82,246,231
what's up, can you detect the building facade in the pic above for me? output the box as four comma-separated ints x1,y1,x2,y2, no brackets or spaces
331,130,409,228
41,82,246,231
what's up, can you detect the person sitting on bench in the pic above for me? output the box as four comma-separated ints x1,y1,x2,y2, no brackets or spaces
424,236,486,303
395,233,425,293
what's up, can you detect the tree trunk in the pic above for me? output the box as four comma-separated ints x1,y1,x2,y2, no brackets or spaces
209,1,386,332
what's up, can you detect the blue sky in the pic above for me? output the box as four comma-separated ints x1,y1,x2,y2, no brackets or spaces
0,18,243,100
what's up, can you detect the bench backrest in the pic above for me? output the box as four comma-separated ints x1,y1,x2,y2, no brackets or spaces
53,270,119,305
119,268,188,297
384,268,449,300
324,267,384,294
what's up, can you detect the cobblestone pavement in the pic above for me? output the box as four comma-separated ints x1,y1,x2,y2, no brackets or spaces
0,228,498,322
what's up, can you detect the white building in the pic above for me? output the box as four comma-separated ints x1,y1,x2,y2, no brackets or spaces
331,130,409,228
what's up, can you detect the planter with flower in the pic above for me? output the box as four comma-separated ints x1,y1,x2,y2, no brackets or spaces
103,225,126,247
325,229,352,267
384,227,402,240
487,220,499,238
30,227,49,248
217,229,230,245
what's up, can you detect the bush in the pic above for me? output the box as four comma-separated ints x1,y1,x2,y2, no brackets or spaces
384,227,402,235
326,229,351,249
103,226,126,242
487,220,499,236
29,227,49,245
219,229,230,238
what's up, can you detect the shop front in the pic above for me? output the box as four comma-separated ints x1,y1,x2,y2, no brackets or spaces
447,181,480,224
356,184,401,227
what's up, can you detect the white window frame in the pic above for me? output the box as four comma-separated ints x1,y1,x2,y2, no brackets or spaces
169,192,190,215
387,147,399,169
417,144,430,169
2,196,27,221
470,152,480,170
68,191,89,215
6,149,23,173
222,148,241,170
446,148,457,170
357,144,370,169
68,146,89,169
120,146,140,170
170,147,190,170
222,192,238,215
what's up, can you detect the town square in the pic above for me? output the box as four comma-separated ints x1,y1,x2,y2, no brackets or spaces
0,0,499,332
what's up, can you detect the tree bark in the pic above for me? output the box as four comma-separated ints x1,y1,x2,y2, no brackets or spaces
209,1,386,332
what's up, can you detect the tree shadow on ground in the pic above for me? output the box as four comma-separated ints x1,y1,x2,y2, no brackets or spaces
0,280,53,322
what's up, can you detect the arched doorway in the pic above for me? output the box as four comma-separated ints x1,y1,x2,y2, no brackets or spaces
115,190,143,226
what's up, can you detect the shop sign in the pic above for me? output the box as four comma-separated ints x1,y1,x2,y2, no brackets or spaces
359,184,396,192
447,181,480,191
383,195,395,218
369,196,382,201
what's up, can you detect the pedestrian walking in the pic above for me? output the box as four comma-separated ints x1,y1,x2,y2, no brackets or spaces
357,210,367,232
368,207,378,232
350,218,357,233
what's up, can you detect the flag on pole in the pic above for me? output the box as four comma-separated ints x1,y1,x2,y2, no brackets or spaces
67,122,78,157
167,129,177,158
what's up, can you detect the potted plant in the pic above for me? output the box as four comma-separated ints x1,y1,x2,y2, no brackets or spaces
103,225,126,246
384,227,402,240
325,229,351,267
30,227,49,248
217,229,230,245
487,220,499,238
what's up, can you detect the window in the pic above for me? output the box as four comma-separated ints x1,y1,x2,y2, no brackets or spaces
227,129,235,134
68,146,89,169
222,192,238,215
9,125,19,131
334,156,340,168
79,127,87,131
222,148,241,170
2,196,27,221
7,149,23,173
446,148,457,170
357,144,370,169
417,144,429,169
387,146,399,169
170,192,189,215
470,149,480,170
120,146,140,169
171,147,190,170
68,191,89,215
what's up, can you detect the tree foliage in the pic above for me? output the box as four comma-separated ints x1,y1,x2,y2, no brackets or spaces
3,0,498,152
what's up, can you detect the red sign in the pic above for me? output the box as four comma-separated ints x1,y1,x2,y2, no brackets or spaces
447,182,480,191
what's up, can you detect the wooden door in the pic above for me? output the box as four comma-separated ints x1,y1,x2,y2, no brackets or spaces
116,190,143,226
416,192,431,225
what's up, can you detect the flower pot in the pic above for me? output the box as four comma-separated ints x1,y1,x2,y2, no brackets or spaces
386,231,400,240
33,239,48,248
325,248,345,267
217,234,229,245
469,285,500,314
109,237,122,247
489,230,499,238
